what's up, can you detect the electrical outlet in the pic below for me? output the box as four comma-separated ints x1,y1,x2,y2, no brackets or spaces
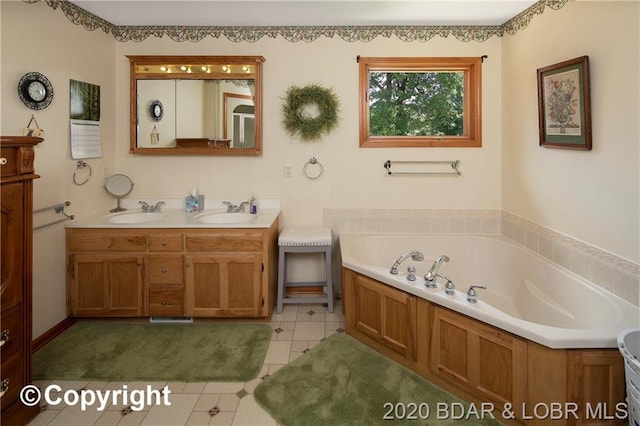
284,164,293,177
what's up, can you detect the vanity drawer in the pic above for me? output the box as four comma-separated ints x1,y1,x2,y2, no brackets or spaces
148,255,183,283
184,231,263,252
149,286,184,316
0,306,23,359
148,232,183,252
67,229,147,252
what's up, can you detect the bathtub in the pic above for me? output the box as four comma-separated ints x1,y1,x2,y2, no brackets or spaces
339,233,639,349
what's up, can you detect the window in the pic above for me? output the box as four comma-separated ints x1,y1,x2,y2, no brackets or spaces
359,57,482,148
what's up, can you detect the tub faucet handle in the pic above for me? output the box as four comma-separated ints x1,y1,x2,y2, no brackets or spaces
467,285,487,303
407,265,417,281
443,276,455,295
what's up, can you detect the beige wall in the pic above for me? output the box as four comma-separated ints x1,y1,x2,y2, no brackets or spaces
502,0,639,264
1,1,116,337
113,36,503,226
1,1,637,337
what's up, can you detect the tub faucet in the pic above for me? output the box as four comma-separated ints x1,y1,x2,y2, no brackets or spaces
424,255,450,288
390,251,424,274
467,285,487,303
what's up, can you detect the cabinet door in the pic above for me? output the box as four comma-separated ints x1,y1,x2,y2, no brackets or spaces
351,274,417,360
431,306,526,410
1,183,23,310
184,253,262,317
68,253,145,316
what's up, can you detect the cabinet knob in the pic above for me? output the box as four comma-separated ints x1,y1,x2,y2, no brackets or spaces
186,263,191,267
0,158,7,166
0,329,8,347
137,262,142,267
161,268,167,273
0,378,8,398
161,241,167,246
161,301,168,306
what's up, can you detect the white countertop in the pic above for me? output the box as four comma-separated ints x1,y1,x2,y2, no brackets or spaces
66,198,280,229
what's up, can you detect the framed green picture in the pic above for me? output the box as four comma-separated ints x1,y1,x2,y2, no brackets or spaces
537,56,591,150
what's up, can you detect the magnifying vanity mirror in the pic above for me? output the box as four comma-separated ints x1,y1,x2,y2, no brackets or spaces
127,55,265,156
104,174,134,212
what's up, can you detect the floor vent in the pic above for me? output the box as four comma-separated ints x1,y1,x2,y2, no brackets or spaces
149,317,194,324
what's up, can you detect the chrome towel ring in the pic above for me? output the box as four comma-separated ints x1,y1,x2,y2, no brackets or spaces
303,157,324,180
73,160,92,185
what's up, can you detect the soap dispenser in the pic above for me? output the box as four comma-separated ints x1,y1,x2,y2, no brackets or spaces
249,194,257,215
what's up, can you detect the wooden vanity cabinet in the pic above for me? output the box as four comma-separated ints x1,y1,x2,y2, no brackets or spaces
66,230,146,316
147,231,184,317
1,136,41,425
66,219,279,318
184,229,274,317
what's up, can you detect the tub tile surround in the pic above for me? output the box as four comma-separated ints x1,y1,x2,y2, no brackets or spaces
501,211,639,306
323,208,639,306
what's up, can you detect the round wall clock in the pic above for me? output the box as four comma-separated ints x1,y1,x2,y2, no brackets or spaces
150,100,163,121
18,72,54,110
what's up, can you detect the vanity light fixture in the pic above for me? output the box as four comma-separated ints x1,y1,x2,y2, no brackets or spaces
180,65,188,71
160,66,168,72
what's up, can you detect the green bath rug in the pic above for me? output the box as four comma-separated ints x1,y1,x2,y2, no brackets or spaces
254,333,502,425
34,322,272,382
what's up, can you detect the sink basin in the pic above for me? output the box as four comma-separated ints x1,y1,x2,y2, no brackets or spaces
107,212,166,224
194,212,255,224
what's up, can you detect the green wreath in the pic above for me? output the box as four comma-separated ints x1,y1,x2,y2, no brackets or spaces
281,84,340,142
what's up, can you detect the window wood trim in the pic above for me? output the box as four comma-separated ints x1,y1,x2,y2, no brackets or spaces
359,57,482,148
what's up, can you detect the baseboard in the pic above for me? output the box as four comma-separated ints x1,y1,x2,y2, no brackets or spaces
32,317,77,353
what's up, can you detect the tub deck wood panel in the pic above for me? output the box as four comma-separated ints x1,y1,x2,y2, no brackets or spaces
342,267,626,425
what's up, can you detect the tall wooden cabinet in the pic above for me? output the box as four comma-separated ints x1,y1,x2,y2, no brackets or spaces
1,136,41,425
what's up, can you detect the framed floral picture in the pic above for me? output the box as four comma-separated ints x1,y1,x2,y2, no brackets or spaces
537,56,591,150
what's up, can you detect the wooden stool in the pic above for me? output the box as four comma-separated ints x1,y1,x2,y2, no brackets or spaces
276,227,333,313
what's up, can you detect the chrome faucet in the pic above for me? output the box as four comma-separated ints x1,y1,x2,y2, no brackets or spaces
390,251,424,274
139,201,165,213
223,201,249,213
467,285,487,303
424,255,450,288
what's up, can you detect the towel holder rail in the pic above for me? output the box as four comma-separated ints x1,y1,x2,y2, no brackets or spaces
33,201,71,214
33,201,75,230
384,160,462,176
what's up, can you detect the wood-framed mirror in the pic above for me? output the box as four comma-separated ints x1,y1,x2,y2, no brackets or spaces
127,55,265,155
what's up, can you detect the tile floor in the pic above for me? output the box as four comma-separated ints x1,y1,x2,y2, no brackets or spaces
29,302,345,426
